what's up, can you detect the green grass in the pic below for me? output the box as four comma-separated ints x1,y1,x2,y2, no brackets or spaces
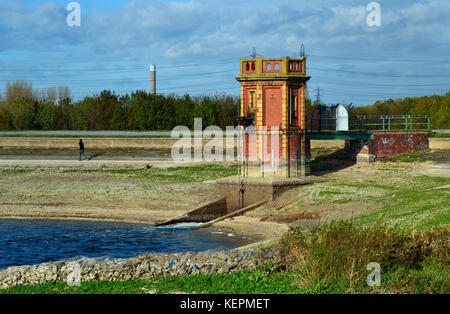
386,148,450,163
0,164,240,184
0,270,319,294
101,164,240,183
353,176,450,231
318,190,345,196
430,132,450,138
0,169,34,175
280,221,450,294
388,148,430,162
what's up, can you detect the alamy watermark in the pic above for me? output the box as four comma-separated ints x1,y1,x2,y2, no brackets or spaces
171,118,281,170
366,262,381,286
65,2,380,28
66,2,81,27
366,2,381,27
66,261,81,287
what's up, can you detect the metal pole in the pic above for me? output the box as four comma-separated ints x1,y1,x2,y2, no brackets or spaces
261,128,264,178
242,129,246,177
287,131,290,178
289,88,292,126
271,149,274,174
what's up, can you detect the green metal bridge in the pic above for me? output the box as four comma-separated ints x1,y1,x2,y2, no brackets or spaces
306,115,430,141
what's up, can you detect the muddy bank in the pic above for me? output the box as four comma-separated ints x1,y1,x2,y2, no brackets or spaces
0,167,288,241
0,248,284,289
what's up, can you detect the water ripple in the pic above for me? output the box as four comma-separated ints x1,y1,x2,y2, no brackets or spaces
0,219,254,269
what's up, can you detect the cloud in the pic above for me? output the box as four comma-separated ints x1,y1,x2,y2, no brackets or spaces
1,0,449,59
0,0,449,103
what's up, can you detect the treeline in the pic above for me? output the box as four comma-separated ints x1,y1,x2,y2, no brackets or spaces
347,92,450,129
0,80,239,130
1,80,448,130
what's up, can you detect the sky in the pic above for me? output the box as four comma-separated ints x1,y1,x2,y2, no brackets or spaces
0,0,449,105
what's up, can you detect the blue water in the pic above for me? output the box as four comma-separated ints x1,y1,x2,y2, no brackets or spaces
0,219,254,270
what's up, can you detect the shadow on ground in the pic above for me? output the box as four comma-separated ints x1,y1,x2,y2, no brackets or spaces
310,149,357,176
88,152,106,160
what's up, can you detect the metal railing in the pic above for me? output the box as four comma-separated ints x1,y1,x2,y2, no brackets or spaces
307,115,430,132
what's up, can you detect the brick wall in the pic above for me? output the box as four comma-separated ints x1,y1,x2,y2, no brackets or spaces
373,132,429,159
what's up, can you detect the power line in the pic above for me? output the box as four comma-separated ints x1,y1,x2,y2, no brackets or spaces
0,69,238,85
308,54,450,63
309,66,450,78
70,86,240,96
0,59,238,73
310,76,450,88
320,90,448,98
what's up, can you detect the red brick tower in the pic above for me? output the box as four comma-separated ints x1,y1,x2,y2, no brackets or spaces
236,56,311,177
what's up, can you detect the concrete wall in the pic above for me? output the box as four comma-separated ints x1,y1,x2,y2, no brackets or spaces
216,176,313,213
156,198,227,225
429,138,450,150
0,137,229,150
0,137,178,149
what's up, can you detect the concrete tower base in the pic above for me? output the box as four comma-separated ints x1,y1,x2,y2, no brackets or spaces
216,175,315,213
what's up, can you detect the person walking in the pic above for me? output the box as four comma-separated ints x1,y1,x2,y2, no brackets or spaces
79,139,89,161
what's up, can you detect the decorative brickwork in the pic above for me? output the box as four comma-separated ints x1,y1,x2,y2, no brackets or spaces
236,56,311,177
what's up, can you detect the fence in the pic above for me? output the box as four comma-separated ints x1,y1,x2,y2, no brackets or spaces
307,115,430,132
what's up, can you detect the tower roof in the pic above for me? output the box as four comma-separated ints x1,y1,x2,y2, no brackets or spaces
236,56,311,82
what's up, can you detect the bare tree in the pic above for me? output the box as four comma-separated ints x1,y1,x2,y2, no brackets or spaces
5,80,33,104
32,89,41,101
57,85,71,102
45,87,57,104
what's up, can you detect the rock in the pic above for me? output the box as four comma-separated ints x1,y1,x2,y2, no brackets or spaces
0,248,283,289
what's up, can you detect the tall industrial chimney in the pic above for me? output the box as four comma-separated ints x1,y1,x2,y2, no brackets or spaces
150,64,156,94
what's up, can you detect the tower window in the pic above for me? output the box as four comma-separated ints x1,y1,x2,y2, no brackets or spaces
249,90,256,109
290,89,298,123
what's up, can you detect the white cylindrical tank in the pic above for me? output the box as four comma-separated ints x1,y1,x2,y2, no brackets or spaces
336,104,349,131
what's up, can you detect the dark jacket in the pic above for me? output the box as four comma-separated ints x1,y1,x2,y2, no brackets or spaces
79,140,85,151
